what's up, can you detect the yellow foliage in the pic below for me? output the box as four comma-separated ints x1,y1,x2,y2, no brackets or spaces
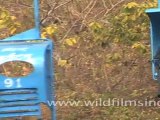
41,25,58,39
0,20,6,29
65,37,77,46
0,9,9,29
89,22,102,31
105,63,112,68
130,15,136,21
0,10,8,19
10,27,17,34
113,53,121,61
132,42,144,49
45,25,58,35
106,53,121,63
125,2,139,9
146,0,157,8
58,59,67,67
41,32,47,39
11,16,16,20
132,42,147,53
0,7,20,38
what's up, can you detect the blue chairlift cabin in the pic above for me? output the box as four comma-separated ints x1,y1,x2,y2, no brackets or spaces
146,0,160,81
0,0,56,119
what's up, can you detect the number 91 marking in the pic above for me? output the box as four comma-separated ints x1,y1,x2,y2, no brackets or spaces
4,78,22,88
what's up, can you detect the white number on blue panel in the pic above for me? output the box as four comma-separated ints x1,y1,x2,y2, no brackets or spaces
4,78,22,88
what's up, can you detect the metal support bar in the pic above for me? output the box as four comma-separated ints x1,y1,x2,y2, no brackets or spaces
33,0,40,37
158,0,160,8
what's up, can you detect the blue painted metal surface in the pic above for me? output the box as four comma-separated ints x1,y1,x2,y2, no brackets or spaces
146,0,160,80
0,0,56,119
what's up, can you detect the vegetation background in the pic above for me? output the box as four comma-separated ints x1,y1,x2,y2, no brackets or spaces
0,0,160,119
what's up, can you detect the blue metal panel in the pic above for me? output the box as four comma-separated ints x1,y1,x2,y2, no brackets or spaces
0,40,56,119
